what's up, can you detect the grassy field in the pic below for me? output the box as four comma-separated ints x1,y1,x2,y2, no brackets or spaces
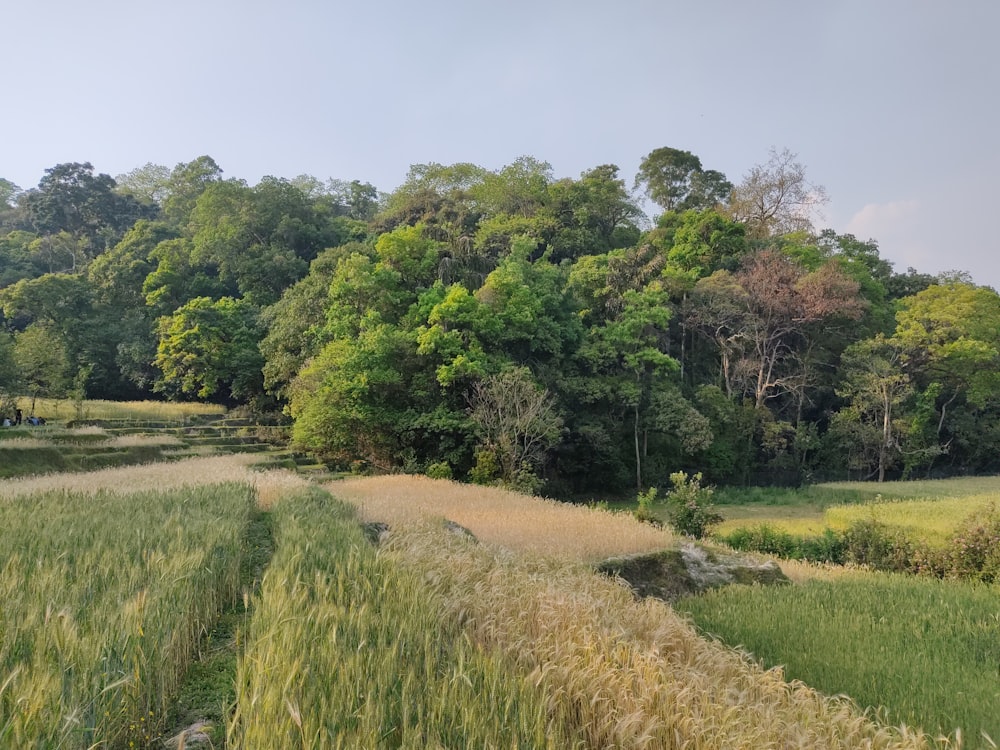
714,476,1000,546
675,572,1000,744
2,447,993,748
20,398,227,423
229,486,579,748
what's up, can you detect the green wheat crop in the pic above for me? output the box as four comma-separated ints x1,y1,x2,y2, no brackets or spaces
0,483,253,747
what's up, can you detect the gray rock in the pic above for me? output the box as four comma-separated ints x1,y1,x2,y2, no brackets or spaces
597,543,789,602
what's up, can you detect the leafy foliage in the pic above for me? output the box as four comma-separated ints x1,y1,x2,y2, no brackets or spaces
664,472,722,538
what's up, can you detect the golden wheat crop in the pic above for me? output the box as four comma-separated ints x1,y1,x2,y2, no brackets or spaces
329,474,676,562
0,454,305,501
26,398,227,422
0,433,184,450
228,488,580,748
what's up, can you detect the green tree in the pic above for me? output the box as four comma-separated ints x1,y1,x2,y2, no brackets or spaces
289,323,417,470
635,147,732,212
14,324,72,413
260,245,359,400
154,296,264,403
161,156,224,226
19,162,152,248
115,162,171,206
831,335,912,482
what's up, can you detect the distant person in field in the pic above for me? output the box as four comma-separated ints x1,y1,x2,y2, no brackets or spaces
14,408,21,425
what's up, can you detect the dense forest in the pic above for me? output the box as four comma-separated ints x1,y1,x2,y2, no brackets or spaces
1,149,997,494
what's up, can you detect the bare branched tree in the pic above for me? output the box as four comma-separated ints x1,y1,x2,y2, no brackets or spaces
468,368,563,485
726,148,828,239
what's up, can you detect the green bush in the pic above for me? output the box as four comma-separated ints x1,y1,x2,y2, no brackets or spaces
634,486,660,524
469,449,500,485
842,519,914,572
426,461,453,480
719,525,846,564
944,505,1000,581
664,472,722,539
799,528,847,564
719,524,800,558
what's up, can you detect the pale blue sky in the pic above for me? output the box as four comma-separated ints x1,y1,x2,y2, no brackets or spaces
4,1,998,286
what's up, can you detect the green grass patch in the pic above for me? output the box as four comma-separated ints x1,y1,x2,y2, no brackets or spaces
675,574,1000,743
827,496,1000,547
0,443,175,478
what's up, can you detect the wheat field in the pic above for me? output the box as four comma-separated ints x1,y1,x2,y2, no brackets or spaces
330,474,677,562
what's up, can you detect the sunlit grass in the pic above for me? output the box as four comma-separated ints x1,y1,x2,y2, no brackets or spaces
229,487,577,748
0,454,258,499
714,476,1000,547
823,475,1000,500
327,475,942,747
370,520,935,748
826,495,1000,547
0,433,183,450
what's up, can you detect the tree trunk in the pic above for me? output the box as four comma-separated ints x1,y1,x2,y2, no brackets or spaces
879,393,891,483
634,402,642,492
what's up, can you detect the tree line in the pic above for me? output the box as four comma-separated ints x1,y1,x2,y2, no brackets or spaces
0,149,994,494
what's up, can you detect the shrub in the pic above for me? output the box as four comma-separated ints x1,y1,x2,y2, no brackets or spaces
720,524,800,558
944,505,1000,581
719,525,847,564
469,449,500,485
842,519,914,572
799,528,847,564
665,472,722,539
634,486,660,524
426,461,453,480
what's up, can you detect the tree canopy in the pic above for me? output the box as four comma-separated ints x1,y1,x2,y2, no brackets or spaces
1,148,994,490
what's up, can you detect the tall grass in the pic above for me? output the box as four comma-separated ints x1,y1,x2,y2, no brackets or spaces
0,454,259,500
0,483,254,747
675,573,1000,746
822,476,1000,500
826,496,1000,547
228,487,578,748
716,476,1000,545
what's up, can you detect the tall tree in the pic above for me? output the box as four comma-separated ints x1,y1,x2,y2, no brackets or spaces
831,335,912,482
687,249,865,409
635,147,732,213
19,163,152,249
154,296,264,403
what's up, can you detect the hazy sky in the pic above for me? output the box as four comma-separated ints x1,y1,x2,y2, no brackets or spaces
5,1,998,286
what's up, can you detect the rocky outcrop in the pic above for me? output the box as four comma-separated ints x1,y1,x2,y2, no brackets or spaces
597,543,789,602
